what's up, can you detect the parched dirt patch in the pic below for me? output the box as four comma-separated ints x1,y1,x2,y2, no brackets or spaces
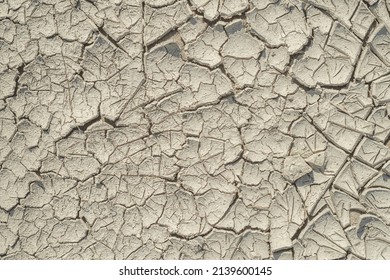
1,0,390,260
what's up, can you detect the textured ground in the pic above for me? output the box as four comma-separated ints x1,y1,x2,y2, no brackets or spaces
1,0,390,260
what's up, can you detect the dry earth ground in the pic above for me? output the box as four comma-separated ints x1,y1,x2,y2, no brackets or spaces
1,0,390,259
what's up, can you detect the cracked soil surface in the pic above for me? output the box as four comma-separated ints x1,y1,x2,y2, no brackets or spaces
1,0,390,260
